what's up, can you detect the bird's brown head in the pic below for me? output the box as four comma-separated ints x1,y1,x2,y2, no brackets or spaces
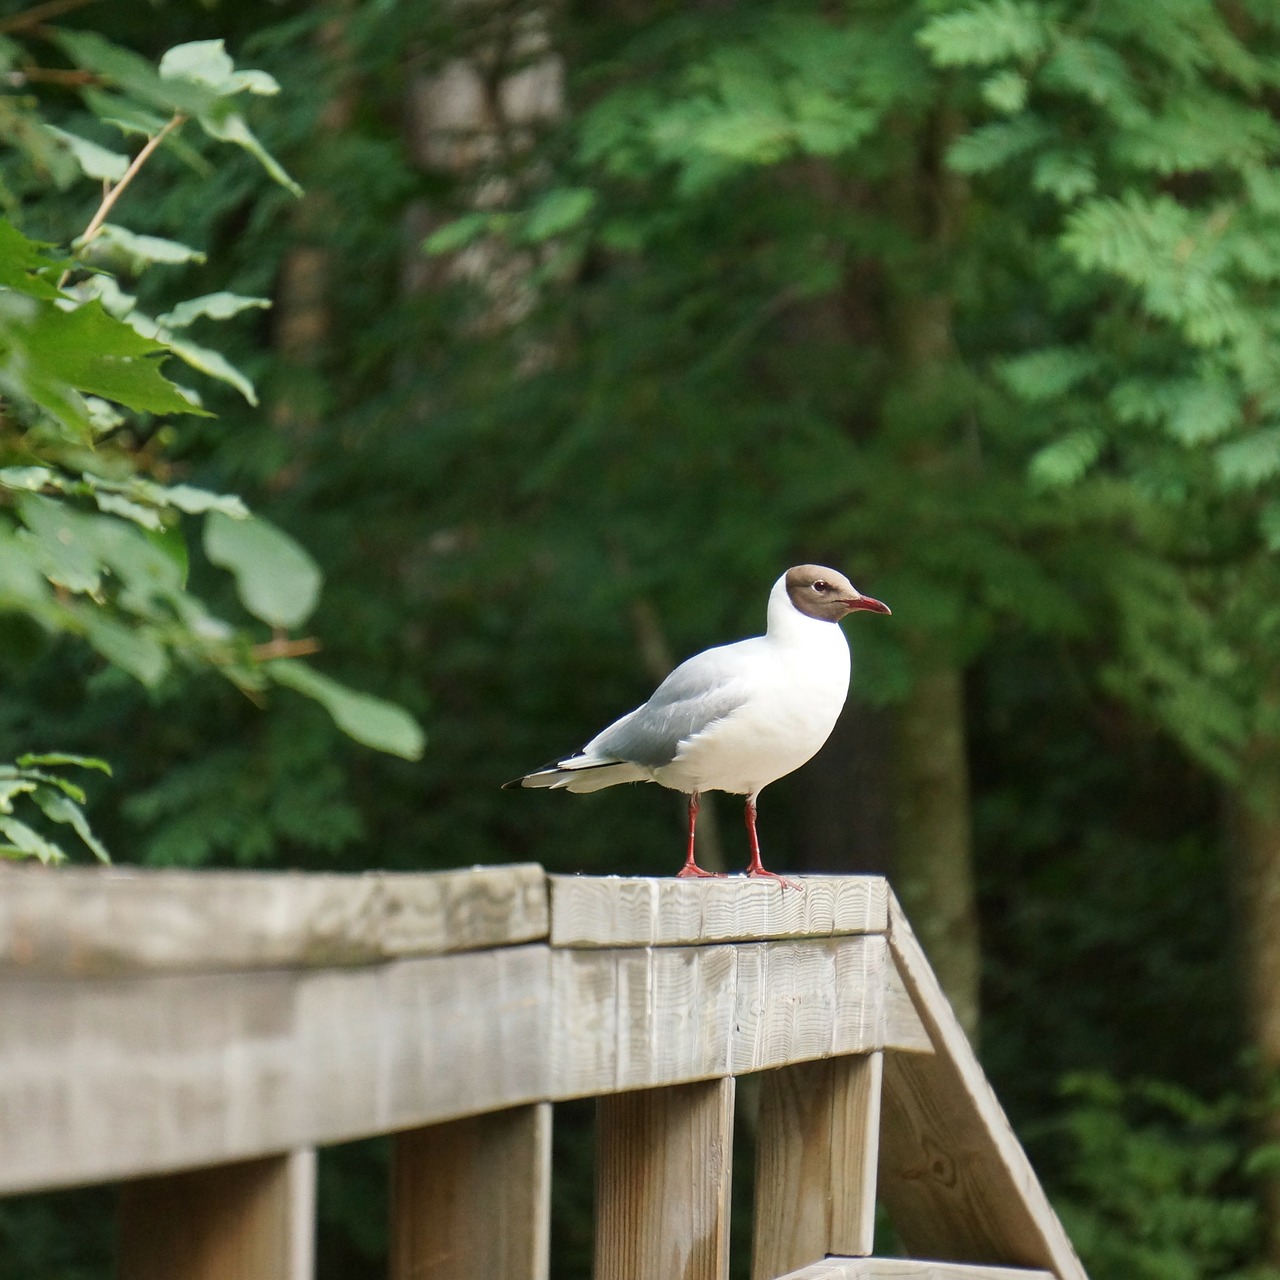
784,564,891,623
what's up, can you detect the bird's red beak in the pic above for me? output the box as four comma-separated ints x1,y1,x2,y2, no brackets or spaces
843,593,891,615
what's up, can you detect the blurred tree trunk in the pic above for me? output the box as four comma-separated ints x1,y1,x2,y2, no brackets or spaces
881,109,981,1044
402,0,562,325
891,657,980,1041
1225,739,1280,1268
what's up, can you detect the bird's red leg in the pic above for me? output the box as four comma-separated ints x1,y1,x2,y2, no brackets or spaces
676,791,722,878
743,794,799,888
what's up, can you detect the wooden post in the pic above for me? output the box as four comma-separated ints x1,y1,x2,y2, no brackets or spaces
390,1103,551,1280
752,1053,883,1280
594,1078,735,1280
118,1149,315,1280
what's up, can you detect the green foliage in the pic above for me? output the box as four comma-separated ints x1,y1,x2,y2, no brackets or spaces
1047,1074,1276,1280
267,660,425,762
0,24,424,858
204,511,322,630
919,0,1049,67
913,0,1280,775
0,753,111,864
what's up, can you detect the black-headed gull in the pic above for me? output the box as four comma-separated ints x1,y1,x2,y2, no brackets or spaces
506,565,890,879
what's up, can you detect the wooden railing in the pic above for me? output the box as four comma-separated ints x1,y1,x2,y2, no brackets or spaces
0,865,1088,1280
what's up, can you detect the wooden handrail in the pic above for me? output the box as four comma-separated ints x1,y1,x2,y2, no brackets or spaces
0,866,1087,1280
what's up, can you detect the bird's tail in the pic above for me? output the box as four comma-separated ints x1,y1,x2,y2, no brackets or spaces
503,755,648,794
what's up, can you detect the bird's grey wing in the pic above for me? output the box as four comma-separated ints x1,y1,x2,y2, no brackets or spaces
586,645,753,768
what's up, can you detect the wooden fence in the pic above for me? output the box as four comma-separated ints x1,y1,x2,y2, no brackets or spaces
0,865,1088,1280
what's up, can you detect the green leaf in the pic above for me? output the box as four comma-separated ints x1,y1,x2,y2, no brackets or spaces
1029,430,1103,488
1032,152,1097,202
522,188,597,242
92,490,164,529
133,481,248,518
204,512,322,629
24,299,202,416
0,816,67,864
1166,381,1241,445
17,496,187,612
981,69,1028,113
0,465,57,492
166,334,258,404
195,106,302,197
918,0,1049,68
17,752,112,775
32,790,111,862
267,659,425,760
81,223,207,271
1214,428,1280,489
17,494,104,593
159,40,237,89
424,212,493,256
19,769,86,804
0,218,63,299
1244,165,1280,214
0,778,36,812
159,291,270,329
44,125,129,182
1039,36,1142,122
0,526,53,610
948,117,1051,174
999,347,1102,401
159,41,280,98
79,611,168,685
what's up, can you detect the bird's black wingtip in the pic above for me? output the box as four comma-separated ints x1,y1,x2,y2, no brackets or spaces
500,776,526,791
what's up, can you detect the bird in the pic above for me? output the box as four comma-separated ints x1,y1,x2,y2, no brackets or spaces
505,564,890,880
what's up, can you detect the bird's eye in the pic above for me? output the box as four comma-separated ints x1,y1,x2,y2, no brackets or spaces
812,581,830,593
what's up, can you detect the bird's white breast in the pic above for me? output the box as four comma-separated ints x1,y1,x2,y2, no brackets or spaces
653,619,851,796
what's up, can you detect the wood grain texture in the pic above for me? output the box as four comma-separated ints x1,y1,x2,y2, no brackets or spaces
0,931,932,1195
879,895,1088,1280
752,1053,883,1280
0,947,549,1194
118,1149,315,1280
884,953,933,1055
552,936,917,1098
595,1079,735,1280
548,875,889,948
772,1259,1056,1280
0,863,548,976
391,1103,550,1280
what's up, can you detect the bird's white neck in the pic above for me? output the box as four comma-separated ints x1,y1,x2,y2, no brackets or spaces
765,573,850,652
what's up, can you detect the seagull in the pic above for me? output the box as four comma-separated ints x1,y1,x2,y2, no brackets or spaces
505,565,890,880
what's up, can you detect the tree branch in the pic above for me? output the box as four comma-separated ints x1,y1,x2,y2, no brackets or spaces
58,112,186,287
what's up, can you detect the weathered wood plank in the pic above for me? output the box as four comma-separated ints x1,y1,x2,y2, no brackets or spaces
0,863,548,976
773,1259,1056,1280
751,1052,883,1280
879,895,1088,1280
595,1079,735,1280
549,875,889,948
118,1149,316,1280
0,930,930,1194
0,947,549,1194
885,949,933,1055
390,1103,550,1280
551,936,922,1098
